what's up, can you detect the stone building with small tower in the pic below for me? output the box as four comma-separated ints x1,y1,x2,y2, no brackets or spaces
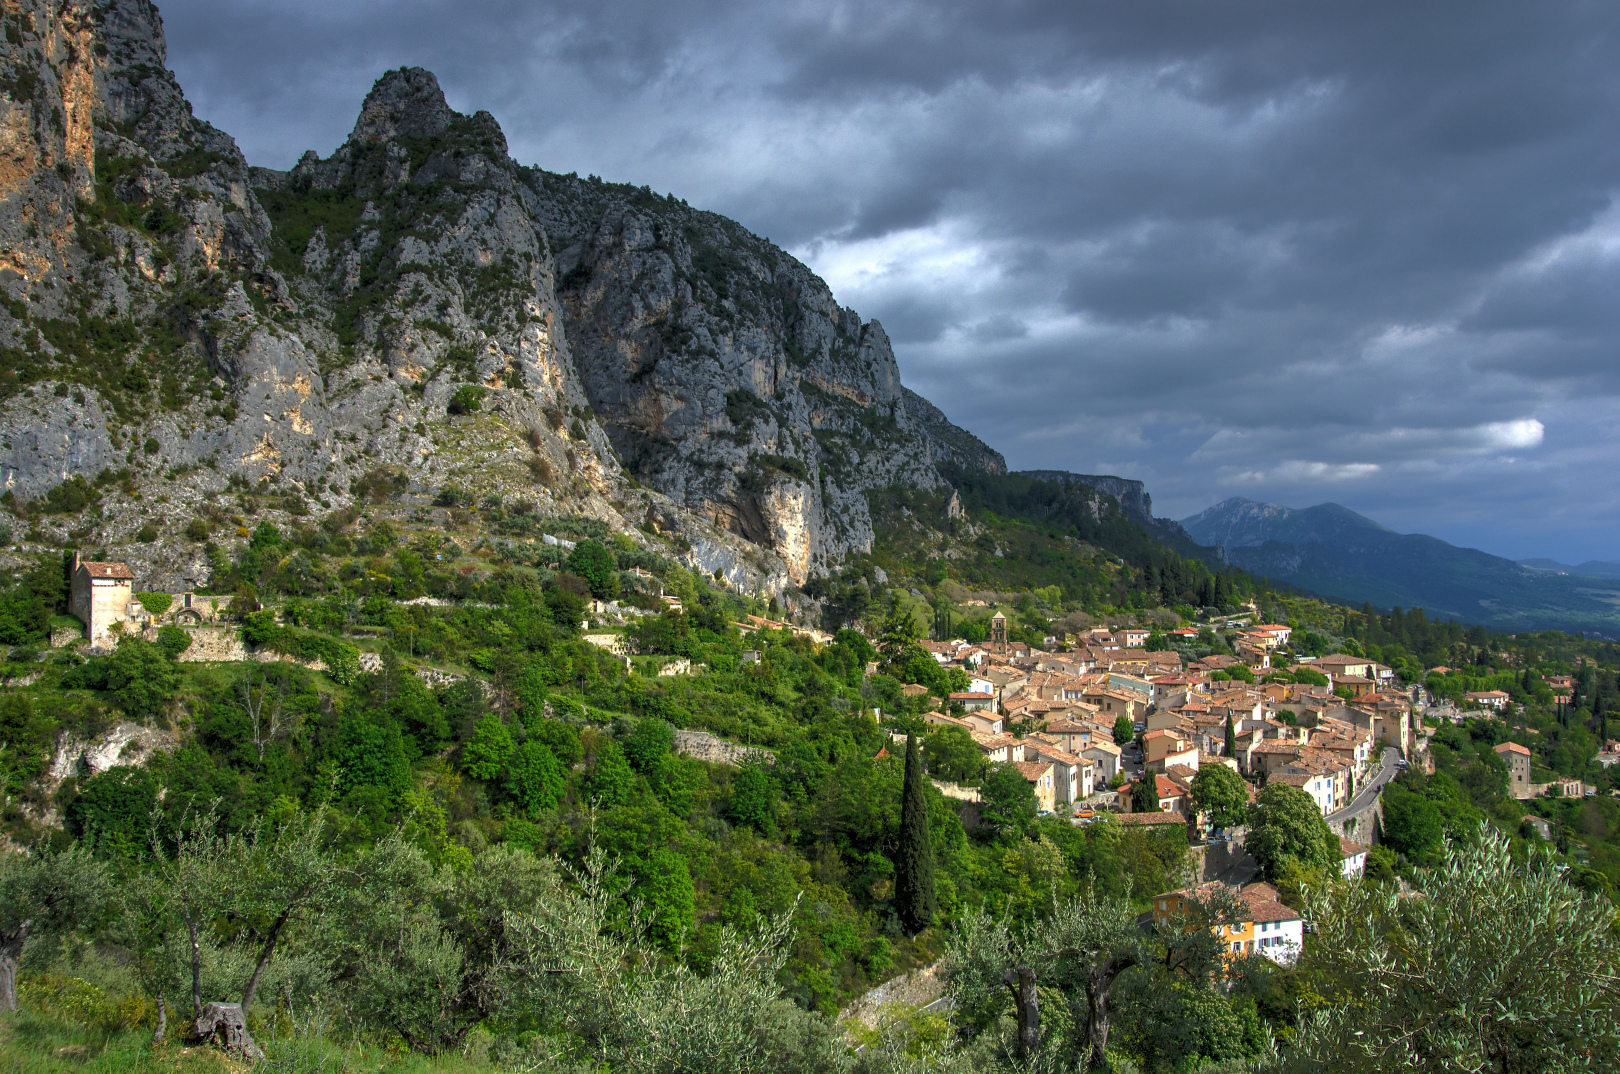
990,610,1007,645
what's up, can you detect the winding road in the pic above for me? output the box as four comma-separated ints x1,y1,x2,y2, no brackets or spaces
1327,746,1403,827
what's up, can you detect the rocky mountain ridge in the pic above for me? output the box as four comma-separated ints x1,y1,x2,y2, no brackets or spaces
0,0,998,593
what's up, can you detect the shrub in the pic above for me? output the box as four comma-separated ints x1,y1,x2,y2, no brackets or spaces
448,385,486,415
353,466,409,503
142,437,159,455
134,592,172,616
42,475,99,514
463,714,515,780
135,522,158,542
20,975,155,1034
239,609,361,683
184,517,209,541
435,485,474,508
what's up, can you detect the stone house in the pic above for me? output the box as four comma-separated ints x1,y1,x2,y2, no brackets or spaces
1028,743,1095,803
1082,739,1123,781
69,554,135,644
1015,760,1057,811
1495,741,1533,797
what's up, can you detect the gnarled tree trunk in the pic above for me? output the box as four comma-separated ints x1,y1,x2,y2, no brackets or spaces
0,923,29,1012
1084,954,1134,1072
190,1002,264,1060
1002,965,1039,1061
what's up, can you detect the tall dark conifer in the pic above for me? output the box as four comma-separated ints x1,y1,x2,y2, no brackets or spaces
1224,713,1236,758
895,733,936,934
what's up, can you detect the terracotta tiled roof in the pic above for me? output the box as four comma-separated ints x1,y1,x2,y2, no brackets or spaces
1117,810,1188,826
1242,892,1302,923
79,560,134,580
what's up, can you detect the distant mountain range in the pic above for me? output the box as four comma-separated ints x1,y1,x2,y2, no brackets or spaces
1180,498,1620,635
1518,558,1620,579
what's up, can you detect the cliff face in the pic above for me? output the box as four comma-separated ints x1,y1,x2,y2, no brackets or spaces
0,0,996,589
1017,469,1208,557
528,176,961,581
1019,471,1155,522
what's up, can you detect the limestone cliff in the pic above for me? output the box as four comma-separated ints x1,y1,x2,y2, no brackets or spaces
0,0,997,590
529,175,972,580
1018,471,1156,522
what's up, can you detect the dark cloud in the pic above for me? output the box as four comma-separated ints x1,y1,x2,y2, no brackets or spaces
159,0,1620,562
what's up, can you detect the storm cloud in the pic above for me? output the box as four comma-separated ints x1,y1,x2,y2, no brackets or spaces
159,0,1620,562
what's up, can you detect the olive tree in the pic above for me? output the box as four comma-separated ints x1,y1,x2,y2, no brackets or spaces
942,883,1253,1071
0,845,110,1011
330,836,559,1054
503,837,845,1074
117,808,248,1043
1283,827,1620,1072
149,805,344,1058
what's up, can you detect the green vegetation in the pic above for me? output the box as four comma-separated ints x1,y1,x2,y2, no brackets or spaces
1245,782,1340,879
895,733,936,934
447,384,487,415
1,466,1618,1071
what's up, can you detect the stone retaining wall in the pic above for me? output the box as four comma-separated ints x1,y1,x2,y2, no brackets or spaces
673,729,773,767
1326,793,1383,843
167,626,330,674
174,626,247,662
930,780,982,802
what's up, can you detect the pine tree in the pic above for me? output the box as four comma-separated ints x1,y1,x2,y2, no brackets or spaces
895,733,936,934
1224,712,1236,758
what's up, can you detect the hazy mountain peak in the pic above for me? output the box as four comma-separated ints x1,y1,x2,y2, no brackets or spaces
1180,497,1392,550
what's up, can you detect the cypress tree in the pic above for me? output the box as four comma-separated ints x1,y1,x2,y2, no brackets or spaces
895,733,936,934
1224,712,1236,758
1132,776,1161,813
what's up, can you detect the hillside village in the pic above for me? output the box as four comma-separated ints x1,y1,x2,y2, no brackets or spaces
31,527,1612,982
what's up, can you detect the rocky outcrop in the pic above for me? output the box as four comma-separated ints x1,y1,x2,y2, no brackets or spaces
1017,469,1206,556
49,720,176,781
1019,471,1155,522
0,1,997,591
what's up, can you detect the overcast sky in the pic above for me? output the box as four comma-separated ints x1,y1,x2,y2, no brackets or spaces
157,0,1620,564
